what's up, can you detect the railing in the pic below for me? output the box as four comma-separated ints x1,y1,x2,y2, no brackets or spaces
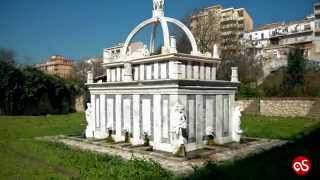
280,36,313,45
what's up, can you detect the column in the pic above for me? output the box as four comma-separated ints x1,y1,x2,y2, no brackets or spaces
154,62,159,80
169,94,178,145
116,67,121,81
215,95,223,142
179,63,186,79
115,95,122,141
153,94,161,145
205,66,211,80
160,62,167,79
187,62,192,79
100,95,106,134
132,95,141,145
134,66,139,81
106,69,111,82
199,63,205,80
169,61,179,79
211,67,216,80
111,69,116,82
196,95,204,143
140,64,145,81
193,64,199,80
146,64,152,80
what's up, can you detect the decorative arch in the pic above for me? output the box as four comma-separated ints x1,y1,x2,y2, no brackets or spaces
164,17,198,54
121,16,199,56
121,17,170,56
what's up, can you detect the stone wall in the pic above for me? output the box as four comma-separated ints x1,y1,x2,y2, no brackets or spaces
237,99,320,117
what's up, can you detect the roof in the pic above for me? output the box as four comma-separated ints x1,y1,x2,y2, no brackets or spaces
254,17,313,31
255,22,285,31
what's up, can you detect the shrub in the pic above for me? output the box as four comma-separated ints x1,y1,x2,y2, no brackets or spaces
0,61,82,115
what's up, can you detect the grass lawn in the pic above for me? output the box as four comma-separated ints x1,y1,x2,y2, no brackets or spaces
241,114,320,140
0,113,319,179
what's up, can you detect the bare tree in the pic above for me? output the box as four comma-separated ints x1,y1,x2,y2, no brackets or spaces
176,8,263,83
190,8,221,53
218,45,263,83
174,15,193,54
72,61,91,82
72,57,104,83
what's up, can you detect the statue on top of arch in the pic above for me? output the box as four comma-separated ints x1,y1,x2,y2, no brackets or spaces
153,0,164,11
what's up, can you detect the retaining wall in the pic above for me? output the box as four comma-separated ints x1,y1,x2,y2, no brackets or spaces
236,98,320,117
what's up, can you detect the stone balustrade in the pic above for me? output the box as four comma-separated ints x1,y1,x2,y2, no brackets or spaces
102,53,219,83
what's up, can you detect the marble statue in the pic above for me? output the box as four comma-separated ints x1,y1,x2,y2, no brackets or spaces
171,104,187,153
204,52,212,58
206,127,215,137
153,0,164,10
231,105,243,142
85,103,94,138
127,45,150,59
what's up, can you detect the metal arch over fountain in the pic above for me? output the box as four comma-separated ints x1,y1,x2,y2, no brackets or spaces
121,0,199,57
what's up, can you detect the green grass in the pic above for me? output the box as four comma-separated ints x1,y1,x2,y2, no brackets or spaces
241,114,320,140
0,113,319,179
0,113,172,179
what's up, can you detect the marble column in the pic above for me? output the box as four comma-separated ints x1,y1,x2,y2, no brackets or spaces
154,62,159,80
115,95,122,141
100,95,106,134
132,95,142,145
193,64,199,80
106,69,111,82
116,67,121,81
187,62,192,79
140,64,145,81
215,95,223,141
169,61,179,79
205,66,211,80
199,63,205,80
153,94,161,144
211,67,217,80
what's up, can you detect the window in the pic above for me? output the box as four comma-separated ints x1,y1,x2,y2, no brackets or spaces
238,10,244,17
304,24,311,31
261,33,264,39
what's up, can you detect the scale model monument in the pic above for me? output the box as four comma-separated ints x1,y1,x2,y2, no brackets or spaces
85,0,242,154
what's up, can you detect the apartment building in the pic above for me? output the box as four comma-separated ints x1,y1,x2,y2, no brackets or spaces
313,2,320,60
191,5,253,52
37,55,74,79
244,3,320,62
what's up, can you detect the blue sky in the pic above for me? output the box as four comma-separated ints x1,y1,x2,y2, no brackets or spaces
0,0,317,63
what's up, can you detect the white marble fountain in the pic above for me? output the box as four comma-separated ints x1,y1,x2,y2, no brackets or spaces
85,0,242,155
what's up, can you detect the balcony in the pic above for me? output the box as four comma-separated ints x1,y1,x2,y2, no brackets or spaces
221,17,236,23
280,36,313,45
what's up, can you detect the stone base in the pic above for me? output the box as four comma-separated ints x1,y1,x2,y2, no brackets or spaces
85,129,94,138
214,136,233,144
39,135,288,175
